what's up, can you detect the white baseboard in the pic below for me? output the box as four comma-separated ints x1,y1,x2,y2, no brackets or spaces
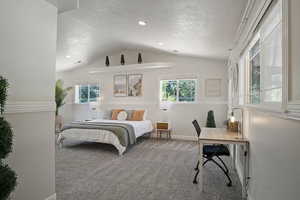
45,193,56,200
150,133,197,141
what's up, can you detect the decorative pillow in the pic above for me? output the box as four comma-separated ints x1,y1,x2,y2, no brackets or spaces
143,109,147,120
125,110,134,120
130,110,145,121
111,109,124,120
117,111,128,121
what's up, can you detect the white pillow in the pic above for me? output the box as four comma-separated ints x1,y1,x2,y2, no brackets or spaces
117,111,127,120
143,109,147,120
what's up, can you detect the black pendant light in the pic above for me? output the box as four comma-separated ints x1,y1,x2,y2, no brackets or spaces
138,53,142,64
120,54,125,65
105,56,110,67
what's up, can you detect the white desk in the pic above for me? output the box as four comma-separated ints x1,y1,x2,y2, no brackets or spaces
198,128,249,199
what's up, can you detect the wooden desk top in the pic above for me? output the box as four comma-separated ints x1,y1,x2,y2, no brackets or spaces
200,128,248,144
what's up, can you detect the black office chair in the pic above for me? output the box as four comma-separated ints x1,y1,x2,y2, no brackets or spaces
192,120,232,187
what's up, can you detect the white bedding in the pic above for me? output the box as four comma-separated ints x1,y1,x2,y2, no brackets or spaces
57,119,153,155
90,119,153,138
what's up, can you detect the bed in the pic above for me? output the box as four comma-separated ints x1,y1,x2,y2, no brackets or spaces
57,119,153,155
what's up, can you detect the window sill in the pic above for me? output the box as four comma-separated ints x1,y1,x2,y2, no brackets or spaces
243,104,284,113
74,101,98,105
160,100,227,105
170,101,197,104
241,104,300,121
74,102,90,105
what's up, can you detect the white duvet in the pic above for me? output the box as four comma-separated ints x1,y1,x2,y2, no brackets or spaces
57,119,154,155
89,119,154,138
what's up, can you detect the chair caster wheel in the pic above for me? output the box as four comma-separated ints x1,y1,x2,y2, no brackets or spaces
193,180,198,184
227,182,232,187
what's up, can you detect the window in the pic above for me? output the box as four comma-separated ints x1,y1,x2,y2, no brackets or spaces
261,13,282,103
75,84,100,104
246,0,282,107
249,39,261,104
160,79,196,103
89,85,100,102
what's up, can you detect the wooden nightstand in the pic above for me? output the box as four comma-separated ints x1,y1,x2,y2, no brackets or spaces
156,122,172,139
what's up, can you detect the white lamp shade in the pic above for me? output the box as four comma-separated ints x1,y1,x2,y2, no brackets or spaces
230,116,235,123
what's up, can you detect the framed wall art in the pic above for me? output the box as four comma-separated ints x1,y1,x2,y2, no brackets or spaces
205,79,222,97
128,74,143,97
113,74,127,97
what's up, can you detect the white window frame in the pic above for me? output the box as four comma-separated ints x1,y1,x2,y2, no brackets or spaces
159,79,198,104
238,50,247,106
75,84,100,104
246,33,262,105
242,0,284,112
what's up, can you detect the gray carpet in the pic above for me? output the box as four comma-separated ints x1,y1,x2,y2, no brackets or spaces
56,138,242,200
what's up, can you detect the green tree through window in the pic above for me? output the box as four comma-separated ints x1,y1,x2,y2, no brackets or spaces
179,80,195,102
160,79,196,103
249,40,261,104
79,86,89,103
89,85,100,102
76,84,100,103
161,80,177,102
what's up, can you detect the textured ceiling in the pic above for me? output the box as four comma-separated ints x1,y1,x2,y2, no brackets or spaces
56,0,247,71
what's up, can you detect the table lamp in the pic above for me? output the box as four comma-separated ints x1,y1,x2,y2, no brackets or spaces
229,107,244,138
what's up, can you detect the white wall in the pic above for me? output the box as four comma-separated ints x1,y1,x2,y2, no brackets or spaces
0,0,57,200
229,0,300,200
57,50,228,138
244,110,300,200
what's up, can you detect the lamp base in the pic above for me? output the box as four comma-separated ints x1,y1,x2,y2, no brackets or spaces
228,121,239,132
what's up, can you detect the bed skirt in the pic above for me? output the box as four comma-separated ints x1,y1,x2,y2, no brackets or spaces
57,129,126,155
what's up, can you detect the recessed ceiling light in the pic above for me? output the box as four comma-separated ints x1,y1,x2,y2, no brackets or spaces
66,55,71,58
158,42,164,46
138,20,147,26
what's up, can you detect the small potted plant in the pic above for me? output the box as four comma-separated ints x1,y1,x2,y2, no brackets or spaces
0,76,17,200
206,110,216,128
55,80,72,132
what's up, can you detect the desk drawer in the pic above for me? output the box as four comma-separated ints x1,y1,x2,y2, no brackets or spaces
156,122,169,130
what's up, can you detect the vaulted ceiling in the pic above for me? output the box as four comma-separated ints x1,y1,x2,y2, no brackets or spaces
55,0,247,71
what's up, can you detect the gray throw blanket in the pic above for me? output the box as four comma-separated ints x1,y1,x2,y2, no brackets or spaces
61,121,136,147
